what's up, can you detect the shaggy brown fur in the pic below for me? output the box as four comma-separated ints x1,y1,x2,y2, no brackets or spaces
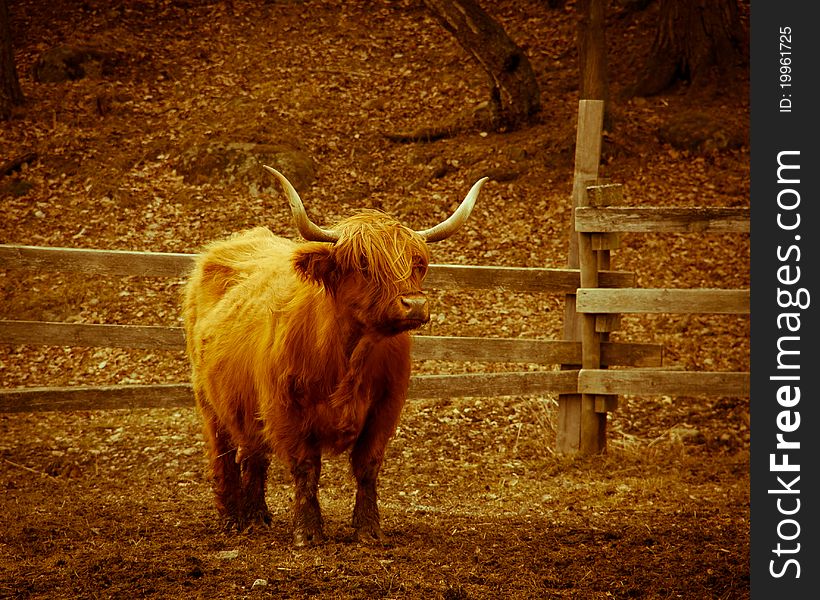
183,215,431,545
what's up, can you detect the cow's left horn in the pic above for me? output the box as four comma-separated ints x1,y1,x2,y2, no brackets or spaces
415,177,489,242
263,165,340,243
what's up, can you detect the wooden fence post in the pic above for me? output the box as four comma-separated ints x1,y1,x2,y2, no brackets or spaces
579,183,622,454
557,99,604,455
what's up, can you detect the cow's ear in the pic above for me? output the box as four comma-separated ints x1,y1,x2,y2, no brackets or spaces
293,243,338,291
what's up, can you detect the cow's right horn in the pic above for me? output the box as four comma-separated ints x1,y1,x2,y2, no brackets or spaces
263,165,340,243
416,177,488,242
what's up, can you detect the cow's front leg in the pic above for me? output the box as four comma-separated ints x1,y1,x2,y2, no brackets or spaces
350,390,406,544
289,447,324,546
350,452,386,544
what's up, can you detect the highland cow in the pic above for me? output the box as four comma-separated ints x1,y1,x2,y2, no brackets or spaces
183,167,486,545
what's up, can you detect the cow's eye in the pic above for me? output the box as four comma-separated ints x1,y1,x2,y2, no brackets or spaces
359,256,370,274
412,259,427,278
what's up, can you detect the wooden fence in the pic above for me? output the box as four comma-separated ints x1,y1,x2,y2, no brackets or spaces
0,100,749,455
555,100,749,454
0,245,656,410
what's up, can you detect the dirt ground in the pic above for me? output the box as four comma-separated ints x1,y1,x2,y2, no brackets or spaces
1,1,749,598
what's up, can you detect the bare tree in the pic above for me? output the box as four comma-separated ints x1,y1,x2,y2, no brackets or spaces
633,0,746,96
1,0,23,119
423,0,541,131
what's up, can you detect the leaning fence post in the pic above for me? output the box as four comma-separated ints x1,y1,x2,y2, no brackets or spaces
557,99,604,455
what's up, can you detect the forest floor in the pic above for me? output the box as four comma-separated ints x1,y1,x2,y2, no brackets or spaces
0,0,749,598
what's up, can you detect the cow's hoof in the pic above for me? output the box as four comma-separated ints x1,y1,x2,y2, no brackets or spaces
220,516,243,533
293,527,325,547
242,510,272,532
354,524,386,545
220,509,272,533
245,505,273,526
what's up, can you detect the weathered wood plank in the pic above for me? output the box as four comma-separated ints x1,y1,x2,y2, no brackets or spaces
0,370,581,412
585,184,624,207
578,369,750,397
3,368,750,413
576,288,750,314
426,264,635,292
413,336,578,364
414,336,662,367
0,245,195,278
0,245,635,293
0,321,663,367
0,321,186,350
0,384,195,412
409,370,578,398
575,207,750,233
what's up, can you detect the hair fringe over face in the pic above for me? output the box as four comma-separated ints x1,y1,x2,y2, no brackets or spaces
330,210,430,293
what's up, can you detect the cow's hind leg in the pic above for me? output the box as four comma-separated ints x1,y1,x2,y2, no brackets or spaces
289,444,324,546
200,403,245,530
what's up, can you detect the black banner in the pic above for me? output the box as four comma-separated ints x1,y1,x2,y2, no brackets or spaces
751,3,819,597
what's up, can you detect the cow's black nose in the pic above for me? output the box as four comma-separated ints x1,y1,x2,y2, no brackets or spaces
399,295,429,323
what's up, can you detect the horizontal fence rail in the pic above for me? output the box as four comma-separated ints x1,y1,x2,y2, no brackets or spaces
0,321,186,351
0,384,196,413
576,288,750,315
0,245,194,278
0,366,752,413
0,371,582,413
411,335,662,367
574,207,750,234
427,264,634,292
0,245,636,293
0,320,663,367
578,369,750,397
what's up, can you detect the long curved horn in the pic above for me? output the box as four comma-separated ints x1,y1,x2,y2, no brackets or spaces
416,177,488,242
263,165,339,243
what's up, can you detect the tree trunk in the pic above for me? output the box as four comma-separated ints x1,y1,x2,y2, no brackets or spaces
1,0,24,119
577,0,609,107
633,0,746,96
423,0,541,131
